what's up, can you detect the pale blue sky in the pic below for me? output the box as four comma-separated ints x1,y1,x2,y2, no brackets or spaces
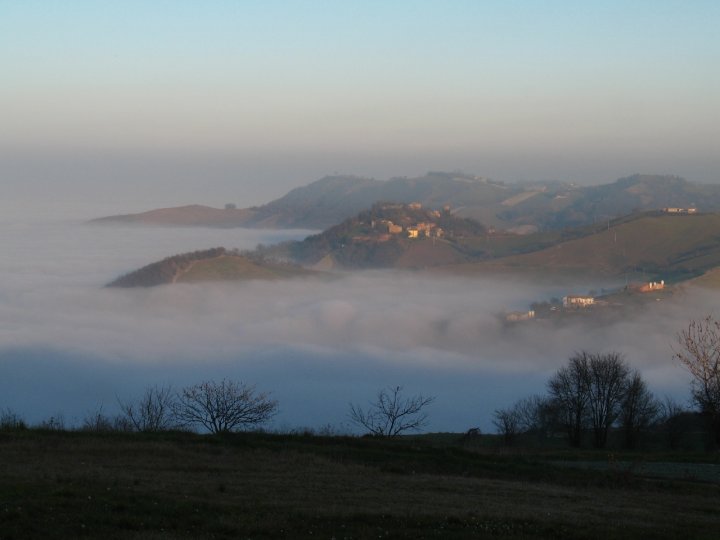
1,0,719,198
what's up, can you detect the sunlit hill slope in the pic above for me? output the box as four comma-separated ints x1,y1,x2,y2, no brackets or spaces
451,212,720,280
107,210,720,286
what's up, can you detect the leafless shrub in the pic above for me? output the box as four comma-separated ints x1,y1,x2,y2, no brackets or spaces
493,407,520,446
81,406,116,432
118,385,177,432
0,408,27,431
493,395,555,446
37,414,66,431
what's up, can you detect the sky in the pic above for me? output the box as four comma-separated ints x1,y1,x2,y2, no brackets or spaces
1,0,719,207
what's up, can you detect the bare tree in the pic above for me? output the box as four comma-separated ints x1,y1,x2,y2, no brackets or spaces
674,316,720,445
492,407,520,446
493,395,554,446
513,394,556,437
174,379,278,434
658,396,689,450
586,352,630,448
548,351,633,448
119,385,177,432
548,352,591,447
619,371,659,449
349,386,435,437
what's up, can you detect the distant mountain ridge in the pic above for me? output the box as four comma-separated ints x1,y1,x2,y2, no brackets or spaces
90,171,509,230
90,172,720,232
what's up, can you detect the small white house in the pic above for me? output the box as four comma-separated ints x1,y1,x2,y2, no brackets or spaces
563,295,595,308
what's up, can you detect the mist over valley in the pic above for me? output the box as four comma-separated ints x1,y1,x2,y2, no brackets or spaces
0,208,706,432
3,4,720,536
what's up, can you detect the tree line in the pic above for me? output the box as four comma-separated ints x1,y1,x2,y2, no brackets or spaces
492,316,720,450
1,379,278,435
3,317,720,449
493,351,662,449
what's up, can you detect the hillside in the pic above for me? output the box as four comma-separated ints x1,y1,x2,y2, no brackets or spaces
497,174,717,230
109,210,720,284
89,172,512,230
450,212,720,280
107,247,316,287
91,204,258,228
89,172,720,232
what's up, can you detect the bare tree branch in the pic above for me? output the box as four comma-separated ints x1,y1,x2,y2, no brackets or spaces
174,379,278,434
549,351,635,448
619,371,659,449
674,316,720,445
349,386,435,437
548,352,591,447
492,407,520,446
118,385,177,432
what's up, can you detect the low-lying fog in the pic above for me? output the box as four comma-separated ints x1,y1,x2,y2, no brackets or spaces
0,214,711,432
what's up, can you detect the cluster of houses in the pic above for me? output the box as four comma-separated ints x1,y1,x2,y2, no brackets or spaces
562,295,596,308
505,310,536,322
505,279,668,322
637,280,665,292
662,207,697,214
370,203,445,240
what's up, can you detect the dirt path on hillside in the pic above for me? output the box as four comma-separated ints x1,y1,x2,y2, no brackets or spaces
171,260,199,284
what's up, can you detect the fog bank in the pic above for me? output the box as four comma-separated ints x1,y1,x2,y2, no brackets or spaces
0,219,708,431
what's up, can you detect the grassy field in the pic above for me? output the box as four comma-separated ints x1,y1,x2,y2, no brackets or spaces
1,430,719,539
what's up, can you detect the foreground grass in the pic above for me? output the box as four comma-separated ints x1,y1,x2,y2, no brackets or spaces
1,431,719,539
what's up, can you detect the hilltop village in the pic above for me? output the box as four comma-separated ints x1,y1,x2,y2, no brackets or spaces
349,202,483,242
366,202,446,241
285,201,487,268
